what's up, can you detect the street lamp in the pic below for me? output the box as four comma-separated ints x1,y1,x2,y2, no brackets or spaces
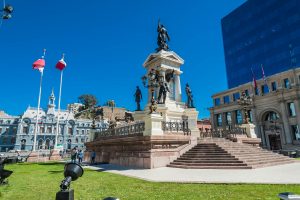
141,68,164,114
237,91,253,124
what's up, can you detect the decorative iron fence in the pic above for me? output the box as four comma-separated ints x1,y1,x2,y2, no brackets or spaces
162,121,191,135
200,127,247,138
94,121,145,140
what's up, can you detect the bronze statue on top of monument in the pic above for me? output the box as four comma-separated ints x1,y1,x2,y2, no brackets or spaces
156,20,170,52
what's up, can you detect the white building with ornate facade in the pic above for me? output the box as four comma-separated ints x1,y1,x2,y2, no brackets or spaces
0,90,108,152
210,68,300,151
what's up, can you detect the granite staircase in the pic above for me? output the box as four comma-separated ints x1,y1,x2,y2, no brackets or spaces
167,138,294,169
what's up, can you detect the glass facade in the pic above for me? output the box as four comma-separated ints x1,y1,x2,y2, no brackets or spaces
222,0,300,88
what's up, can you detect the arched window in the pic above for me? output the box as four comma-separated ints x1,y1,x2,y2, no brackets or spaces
45,139,50,149
264,111,279,121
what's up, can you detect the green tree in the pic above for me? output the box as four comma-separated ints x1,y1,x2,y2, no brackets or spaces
78,94,98,109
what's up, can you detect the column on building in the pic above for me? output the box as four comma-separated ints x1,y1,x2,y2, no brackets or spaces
174,73,182,102
210,109,215,129
231,110,237,127
293,99,300,133
222,112,227,129
260,125,268,149
251,106,261,138
279,100,292,144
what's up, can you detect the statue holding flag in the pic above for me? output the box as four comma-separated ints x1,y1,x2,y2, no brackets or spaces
156,20,170,52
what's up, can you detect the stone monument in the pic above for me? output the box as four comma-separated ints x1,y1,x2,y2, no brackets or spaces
134,21,199,137
85,21,199,169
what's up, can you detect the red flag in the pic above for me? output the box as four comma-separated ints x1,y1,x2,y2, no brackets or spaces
251,68,257,89
56,54,67,71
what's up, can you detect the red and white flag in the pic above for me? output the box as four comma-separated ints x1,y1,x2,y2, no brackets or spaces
32,49,46,73
56,54,67,71
261,64,267,84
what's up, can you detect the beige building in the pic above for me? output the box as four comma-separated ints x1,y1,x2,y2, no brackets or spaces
210,68,300,151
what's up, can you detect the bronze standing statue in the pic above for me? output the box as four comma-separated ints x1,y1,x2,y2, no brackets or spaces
156,21,170,52
158,82,170,104
134,86,142,111
185,83,195,108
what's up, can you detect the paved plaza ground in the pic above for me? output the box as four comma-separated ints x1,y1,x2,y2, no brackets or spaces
85,161,300,184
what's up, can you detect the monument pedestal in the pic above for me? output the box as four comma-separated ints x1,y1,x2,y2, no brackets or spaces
144,113,164,136
49,149,62,161
241,123,257,138
27,151,49,162
184,108,200,137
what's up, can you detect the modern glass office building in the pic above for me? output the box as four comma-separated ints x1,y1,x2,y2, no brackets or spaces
222,0,300,88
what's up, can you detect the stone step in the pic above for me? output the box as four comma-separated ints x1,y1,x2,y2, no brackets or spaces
169,162,248,166
178,157,238,160
250,160,295,168
181,156,235,159
167,164,252,169
175,159,243,163
189,149,226,153
183,153,231,156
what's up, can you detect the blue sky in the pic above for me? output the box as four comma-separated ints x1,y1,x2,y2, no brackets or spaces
0,0,245,118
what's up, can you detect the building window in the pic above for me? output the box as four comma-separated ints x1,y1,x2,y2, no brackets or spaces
284,78,290,89
233,92,240,101
22,127,28,134
235,110,243,124
226,112,232,125
86,130,90,135
5,127,9,133
0,128,2,133
76,129,79,135
68,128,73,135
288,102,296,117
291,125,300,141
2,137,7,144
271,81,277,91
13,127,17,134
82,130,85,135
214,98,221,106
39,126,45,133
47,126,52,133
223,96,230,104
261,85,269,95
216,114,222,127
247,110,253,123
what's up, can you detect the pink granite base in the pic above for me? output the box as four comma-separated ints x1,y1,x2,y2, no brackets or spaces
85,135,197,168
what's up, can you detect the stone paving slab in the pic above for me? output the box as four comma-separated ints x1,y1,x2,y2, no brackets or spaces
84,162,300,184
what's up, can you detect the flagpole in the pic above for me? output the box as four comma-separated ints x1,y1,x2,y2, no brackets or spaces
55,69,63,149
33,69,44,151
